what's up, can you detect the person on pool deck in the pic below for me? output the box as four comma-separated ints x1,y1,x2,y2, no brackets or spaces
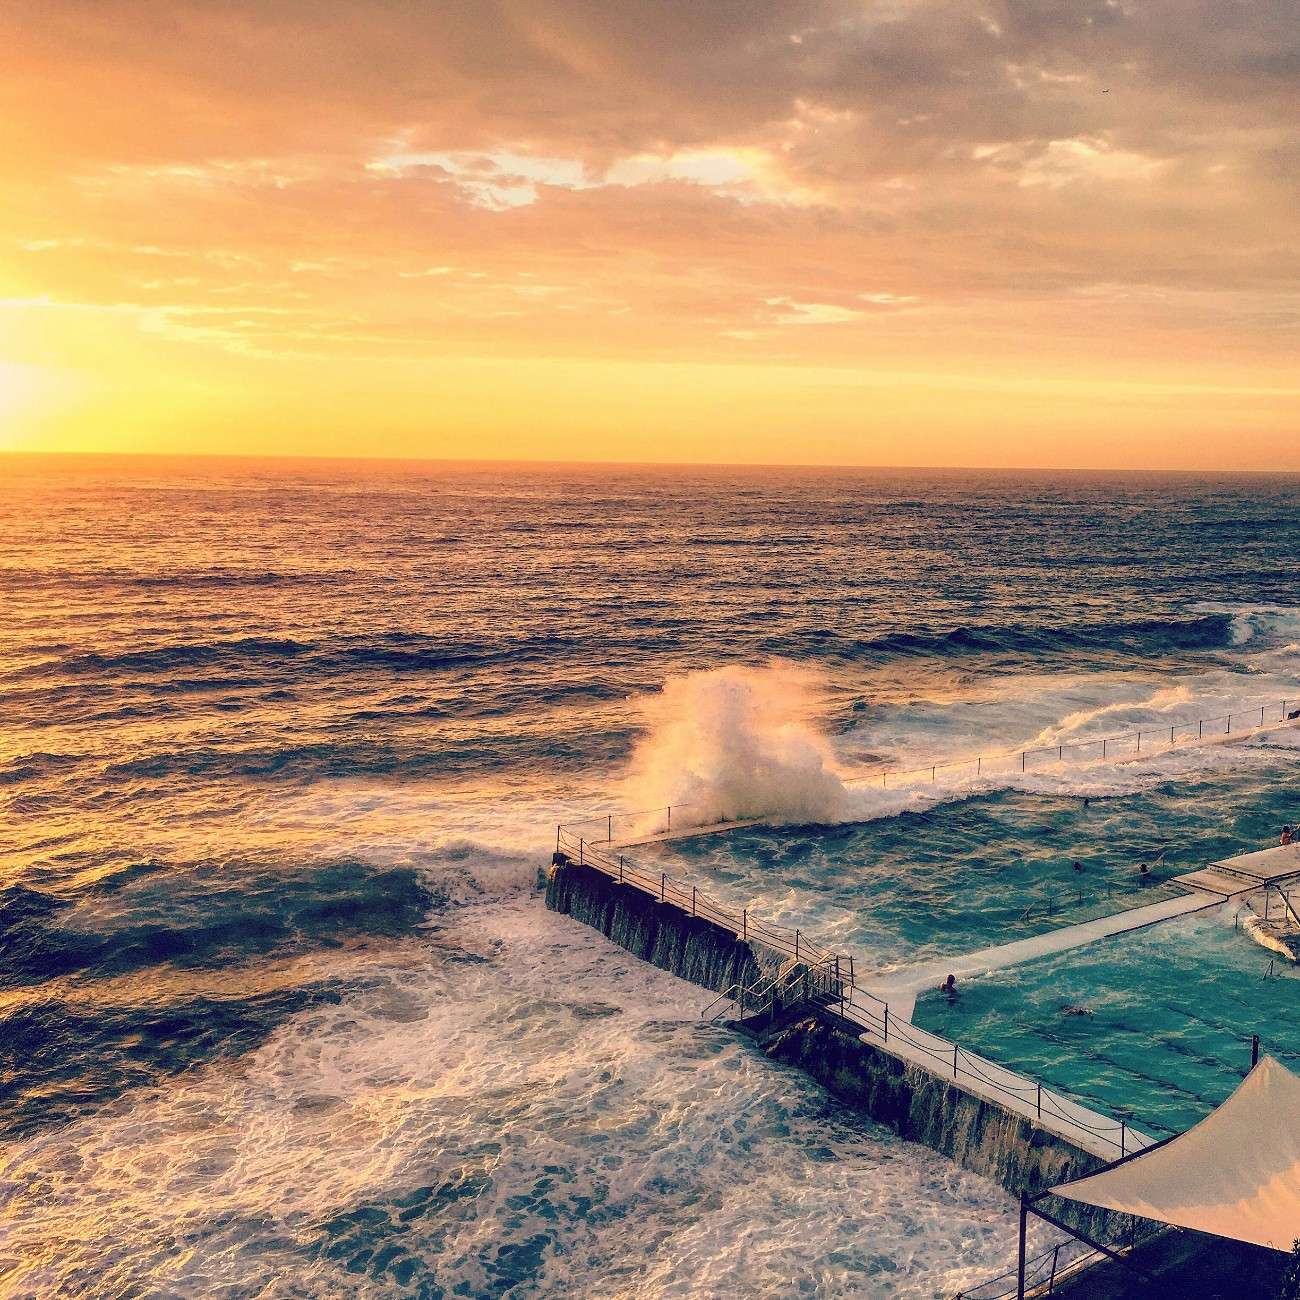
1283,825,1293,846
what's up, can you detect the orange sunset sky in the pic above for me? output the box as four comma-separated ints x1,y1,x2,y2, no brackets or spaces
1,1,1297,468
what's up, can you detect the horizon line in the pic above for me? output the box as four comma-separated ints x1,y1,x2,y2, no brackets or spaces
6,448,1300,476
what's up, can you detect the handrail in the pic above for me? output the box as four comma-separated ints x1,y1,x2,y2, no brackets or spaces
952,1221,1167,1298
865,695,1294,790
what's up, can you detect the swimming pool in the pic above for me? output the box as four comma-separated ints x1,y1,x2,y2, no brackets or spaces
911,908,1300,1135
628,753,1300,1135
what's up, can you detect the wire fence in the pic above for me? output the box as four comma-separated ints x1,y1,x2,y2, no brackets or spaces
563,695,1299,845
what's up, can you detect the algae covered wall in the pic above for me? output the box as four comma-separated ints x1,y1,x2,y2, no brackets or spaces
545,858,768,996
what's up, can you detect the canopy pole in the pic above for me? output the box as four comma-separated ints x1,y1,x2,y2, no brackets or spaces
1017,1193,1028,1300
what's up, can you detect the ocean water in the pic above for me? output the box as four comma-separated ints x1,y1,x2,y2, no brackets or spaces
3,456,1299,1298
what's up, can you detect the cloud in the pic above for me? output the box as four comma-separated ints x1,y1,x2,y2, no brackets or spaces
0,0,1295,384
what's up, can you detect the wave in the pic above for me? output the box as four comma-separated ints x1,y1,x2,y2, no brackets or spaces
620,643,1300,833
12,631,595,683
0,860,432,991
9,609,1267,693
838,612,1236,665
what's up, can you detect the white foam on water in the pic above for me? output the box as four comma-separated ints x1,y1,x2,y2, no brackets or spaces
623,662,853,827
618,608,1300,832
0,899,1026,1299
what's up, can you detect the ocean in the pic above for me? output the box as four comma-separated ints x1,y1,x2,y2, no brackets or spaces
2,455,1299,1298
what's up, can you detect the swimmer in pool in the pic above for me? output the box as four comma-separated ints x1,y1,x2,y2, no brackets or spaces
1062,1005,1093,1017
940,974,958,1001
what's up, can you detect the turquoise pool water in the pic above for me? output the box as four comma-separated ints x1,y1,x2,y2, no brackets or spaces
911,909,1300,1135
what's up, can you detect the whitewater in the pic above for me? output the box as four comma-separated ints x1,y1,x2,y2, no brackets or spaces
2,457,1299,1298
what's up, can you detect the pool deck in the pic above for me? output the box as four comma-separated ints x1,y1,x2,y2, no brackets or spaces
863,892,1224,1022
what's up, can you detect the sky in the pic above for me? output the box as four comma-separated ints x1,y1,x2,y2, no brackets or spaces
1,0,1297,469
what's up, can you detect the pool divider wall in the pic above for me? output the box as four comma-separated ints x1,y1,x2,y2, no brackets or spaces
545,856,1125,1235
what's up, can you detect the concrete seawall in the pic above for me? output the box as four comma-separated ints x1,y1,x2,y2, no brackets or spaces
545,857,1114,1225
546,858,772,996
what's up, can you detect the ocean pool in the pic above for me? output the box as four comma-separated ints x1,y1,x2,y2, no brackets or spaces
910,908,1300,1135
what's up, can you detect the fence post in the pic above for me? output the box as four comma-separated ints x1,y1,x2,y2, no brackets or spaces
883,1004,889,1042
932,765,936,782
619,856,625,884
1252,1034,1260,1069
608,814,613,841
666,805,672,831
742,909,747,942
1136,730,1141,753
953,1045,959,1079
1048,1244,1060,1292
1262,705,1266,727
795,930,800,961
1120,1121,1126,1157
691,886,697,917
660,872,666,903
1021,751,1026,772
579,838,585,866
1227,713,1232,734
1170,725,1175,745
1037,1082,1042,1119
556,824,561,854
977,757,982,775
1199,719,1203,738
1102,738,1107,758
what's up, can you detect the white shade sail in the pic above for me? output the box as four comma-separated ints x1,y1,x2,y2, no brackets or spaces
1051,1056,1300,1253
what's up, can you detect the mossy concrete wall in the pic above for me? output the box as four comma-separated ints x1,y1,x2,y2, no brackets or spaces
546,858,770,996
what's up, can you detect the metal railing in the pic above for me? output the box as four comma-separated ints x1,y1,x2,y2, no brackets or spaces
839,993,1159,1157
562,696,1298,844
871,695,1296,789
555,826,849,976
701,956,839,1022
555,823,1153,1158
